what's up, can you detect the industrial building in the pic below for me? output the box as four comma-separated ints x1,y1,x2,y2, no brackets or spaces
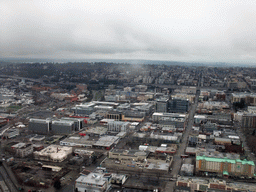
107,121,130,132
33,145,72,162
28,118,51,134
196,151,255,178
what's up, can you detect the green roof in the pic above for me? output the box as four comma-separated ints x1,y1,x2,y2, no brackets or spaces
223,171,229,175
196,156,255,166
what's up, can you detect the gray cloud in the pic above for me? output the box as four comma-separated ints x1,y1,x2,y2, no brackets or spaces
1,0,256,63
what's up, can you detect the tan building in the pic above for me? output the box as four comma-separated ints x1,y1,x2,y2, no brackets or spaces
196,152,255,178
231,93,256,106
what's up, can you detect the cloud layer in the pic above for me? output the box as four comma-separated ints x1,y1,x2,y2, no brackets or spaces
1,0,256,63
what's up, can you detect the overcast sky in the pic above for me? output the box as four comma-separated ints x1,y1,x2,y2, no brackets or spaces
1,0,256,64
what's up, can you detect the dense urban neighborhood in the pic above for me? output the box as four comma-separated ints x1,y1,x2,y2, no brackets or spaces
1,62,256,191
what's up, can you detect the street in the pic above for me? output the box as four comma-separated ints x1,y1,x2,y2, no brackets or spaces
165,89,200,191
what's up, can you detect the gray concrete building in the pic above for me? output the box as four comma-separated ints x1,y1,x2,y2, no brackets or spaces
28,118,51,134
51,120,75,134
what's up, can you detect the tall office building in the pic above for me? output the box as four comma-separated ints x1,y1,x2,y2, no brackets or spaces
156,98,169,112
169,97,189,113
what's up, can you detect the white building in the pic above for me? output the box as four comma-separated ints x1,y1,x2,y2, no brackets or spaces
107,121,130,132
75,172,110,192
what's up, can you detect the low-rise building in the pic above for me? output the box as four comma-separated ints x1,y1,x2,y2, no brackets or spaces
109,149,149,161
176,177,256,192
12,142,33,158
85,127,108,137
75,171,111,192
3,128,19,139
33,145,72,162
93,136,120,150
152,113,187,128
60,136,94,148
